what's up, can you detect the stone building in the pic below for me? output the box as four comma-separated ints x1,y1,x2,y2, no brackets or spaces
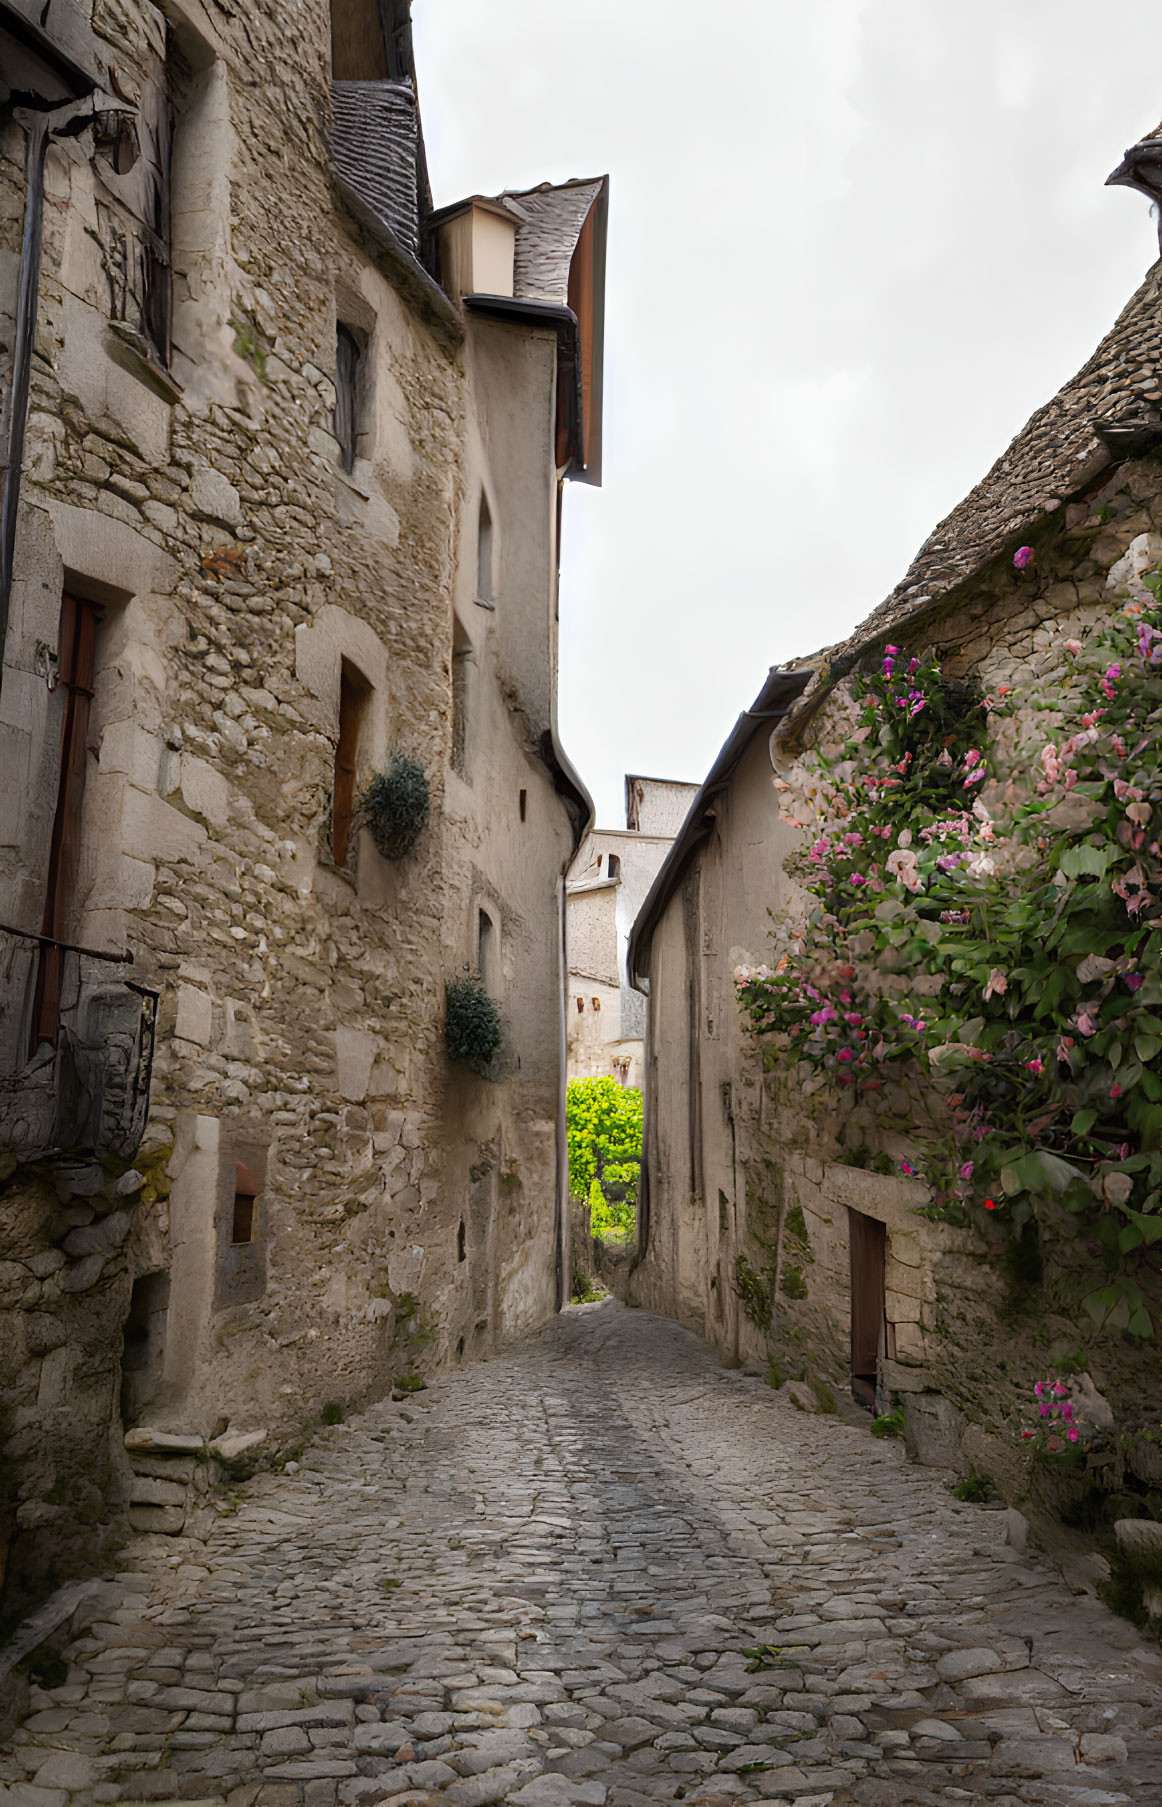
0,0,607,1621
566,775,694,1089
627,120,1162,1491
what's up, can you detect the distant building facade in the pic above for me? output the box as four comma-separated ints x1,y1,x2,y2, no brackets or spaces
567,776,695,1088
627,123,1162,1501
0,0,605,1619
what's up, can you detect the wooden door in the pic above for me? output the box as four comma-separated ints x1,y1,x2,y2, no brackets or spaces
31,594,102,1050
849,1207,886,1408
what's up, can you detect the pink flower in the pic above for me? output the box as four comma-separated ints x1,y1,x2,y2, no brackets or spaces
1064,638,1082,656
1125,973,1144,992
1075,1006,1100,1038
1014,546,1035,570
1110,1083,1123,1099
983,967,1007,1001
1067,1428,1079,1443
959,1162,974,1180
1026,1057,1044,1075
1034,1382,1046,1398
1040,743,1060,783
900,1158,917,1176
836,1048,855,1062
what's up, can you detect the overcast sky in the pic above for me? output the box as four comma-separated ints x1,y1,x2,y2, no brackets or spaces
412,2,1161,827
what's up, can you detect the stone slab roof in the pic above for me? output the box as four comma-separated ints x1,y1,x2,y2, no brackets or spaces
501,178,605,305
330,79,419,255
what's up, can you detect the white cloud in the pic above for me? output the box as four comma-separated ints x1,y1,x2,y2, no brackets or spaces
413,0,1161,825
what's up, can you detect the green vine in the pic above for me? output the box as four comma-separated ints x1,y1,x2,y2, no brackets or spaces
737,573,1162,1337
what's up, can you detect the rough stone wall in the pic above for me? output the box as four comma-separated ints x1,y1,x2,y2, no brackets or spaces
632,452,1162,1504
0,0,580,1627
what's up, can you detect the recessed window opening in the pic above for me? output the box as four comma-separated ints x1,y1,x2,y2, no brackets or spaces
476,493,493,603
335,323,363,473
232,1162,261,1244
519,788,527,822
607,853,620,879
592,997,601,1012
576,996,584,1014
478,908,496,992
457,1220,467,1263
333,660,369,867
596,853,603,871
451,616,472,778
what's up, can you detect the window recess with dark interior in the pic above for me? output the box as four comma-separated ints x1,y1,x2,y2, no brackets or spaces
475,493,493,605
451,618,472,779
332,661,369,866
232,1161,260,1243
217,1151,267,1308
334,324,364,472
96,29,182,372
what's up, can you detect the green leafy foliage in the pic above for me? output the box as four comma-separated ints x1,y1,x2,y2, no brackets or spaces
445,972,501,1072
871,1406,906,1438
567,1078,641,1242
738,585,1162,1337
734,1252,774,1328
360,754,430,860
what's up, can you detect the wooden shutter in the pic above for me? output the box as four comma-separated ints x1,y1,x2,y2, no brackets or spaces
848,1208,887,1408
32,594,102,1050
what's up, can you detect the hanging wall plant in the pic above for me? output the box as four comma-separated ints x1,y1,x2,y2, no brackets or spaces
445,972,501,1074
359,754,430,861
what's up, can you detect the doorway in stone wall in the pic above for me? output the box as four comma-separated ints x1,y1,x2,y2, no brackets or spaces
848,1209,886,1409
120,1271,170,1425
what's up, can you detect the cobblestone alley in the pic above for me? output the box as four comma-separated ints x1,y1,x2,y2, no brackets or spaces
5,1301,1162,1807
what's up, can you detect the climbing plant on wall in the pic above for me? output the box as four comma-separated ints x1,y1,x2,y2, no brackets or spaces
567,1078,642,1241
736,572,1162,1337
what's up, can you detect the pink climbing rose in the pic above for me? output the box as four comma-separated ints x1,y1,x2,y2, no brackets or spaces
1013,546,1034,569
983,967,1007,1001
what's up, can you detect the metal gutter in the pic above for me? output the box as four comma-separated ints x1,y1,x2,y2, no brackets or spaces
0,78,102,697
626,665,814,991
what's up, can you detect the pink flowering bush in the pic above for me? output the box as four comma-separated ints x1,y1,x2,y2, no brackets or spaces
738,574,1162,1338
1019,1378,1103,1461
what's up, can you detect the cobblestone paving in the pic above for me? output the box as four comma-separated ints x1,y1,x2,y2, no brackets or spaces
5,1300,1162,1807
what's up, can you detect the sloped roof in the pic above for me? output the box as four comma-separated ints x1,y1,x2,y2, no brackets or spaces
330,79,420,255
501,178,606,305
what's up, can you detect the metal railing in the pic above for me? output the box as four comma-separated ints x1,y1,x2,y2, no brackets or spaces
0,924,158,1164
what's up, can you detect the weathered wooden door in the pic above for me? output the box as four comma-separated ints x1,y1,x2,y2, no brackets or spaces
849,1208,886,1408
31,594,102,1050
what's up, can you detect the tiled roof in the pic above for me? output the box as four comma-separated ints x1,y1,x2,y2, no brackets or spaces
330,79,419,255
501,178,605,304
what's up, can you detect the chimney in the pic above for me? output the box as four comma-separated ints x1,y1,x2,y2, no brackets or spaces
435,198,517,300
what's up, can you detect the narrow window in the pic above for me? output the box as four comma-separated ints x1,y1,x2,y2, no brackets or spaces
519,788,527,822
607,854,621,879
32,594,104,1052
592,997,601,1012
232,1162,260,1244
576,997,584,1014
335,324,362,472
457,1220,466,1263
333,661,368,867
478,909,496,992
451,616,471,778
596,853,603,872
476,493,493,603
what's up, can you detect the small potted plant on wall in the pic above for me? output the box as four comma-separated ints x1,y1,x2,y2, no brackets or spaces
358,753,430,861
445,969,501,1076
